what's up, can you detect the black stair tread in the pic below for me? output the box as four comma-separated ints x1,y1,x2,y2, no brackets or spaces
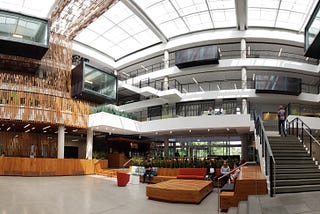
276,178,320,186
275,165,318,169
276,169,320,173
275,184,320,194
276,174,320,179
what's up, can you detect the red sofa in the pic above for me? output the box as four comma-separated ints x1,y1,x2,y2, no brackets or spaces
176,168,206,180
117,172,130,187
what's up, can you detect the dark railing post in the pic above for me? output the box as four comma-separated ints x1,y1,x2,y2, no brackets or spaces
296,118,299,138
310,129,312,157
301,123,304,143
270,156,274,197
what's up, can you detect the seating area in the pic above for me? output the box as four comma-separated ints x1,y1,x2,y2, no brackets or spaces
138,167,208,184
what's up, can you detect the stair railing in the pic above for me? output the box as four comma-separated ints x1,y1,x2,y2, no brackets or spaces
254,114,276,197
287,117,320,162
217,161,257,214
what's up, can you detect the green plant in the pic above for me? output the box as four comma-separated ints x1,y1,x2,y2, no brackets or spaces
92,151,107,159
91,105,137,120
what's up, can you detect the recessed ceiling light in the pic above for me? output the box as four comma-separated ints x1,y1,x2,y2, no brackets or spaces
24,124,30,128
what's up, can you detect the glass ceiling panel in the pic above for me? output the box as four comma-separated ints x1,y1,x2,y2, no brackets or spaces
0,0,58,19
74,1,160,60
134,0,236,38
248,0,318,32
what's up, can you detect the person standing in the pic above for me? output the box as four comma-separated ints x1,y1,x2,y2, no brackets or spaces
278,105,286,137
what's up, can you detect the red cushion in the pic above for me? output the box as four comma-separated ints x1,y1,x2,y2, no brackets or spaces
177,168,206,179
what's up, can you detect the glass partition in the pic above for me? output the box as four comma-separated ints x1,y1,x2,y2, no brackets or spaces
84,64,117,100
305,1,320,54
0,10,48,46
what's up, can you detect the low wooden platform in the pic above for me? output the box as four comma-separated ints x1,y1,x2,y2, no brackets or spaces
146,179,214,204
220,166,267,211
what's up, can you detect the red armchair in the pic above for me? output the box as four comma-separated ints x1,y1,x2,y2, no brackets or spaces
117,172,130,187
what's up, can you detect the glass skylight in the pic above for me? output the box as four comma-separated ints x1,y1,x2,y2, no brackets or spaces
74,1,160,60
134,0,236,38
0,0,58,19
248,0,318,32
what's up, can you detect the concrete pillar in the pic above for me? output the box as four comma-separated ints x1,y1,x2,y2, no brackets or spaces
86,128,93,159
163,50,170,90
241,39,248,114
164,50,170,69
164,138,169,158
163,76,169,90
241,135,249,161
241,67,247,89
57,125,65,159
241,39,246,59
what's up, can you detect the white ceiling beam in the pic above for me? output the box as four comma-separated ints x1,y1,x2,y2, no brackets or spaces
121,0,168,43
235,0,247,30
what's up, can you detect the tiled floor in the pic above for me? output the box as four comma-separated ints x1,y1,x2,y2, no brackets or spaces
1,175,320,214
0,175,219,214
258,191,320,214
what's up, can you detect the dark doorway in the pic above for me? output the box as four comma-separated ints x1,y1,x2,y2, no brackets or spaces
64,146,78,158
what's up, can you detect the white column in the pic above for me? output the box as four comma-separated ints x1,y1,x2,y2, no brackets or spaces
241,67,247,89
163,50,170,90
241,38,248,114
241,39,246,59
86,128,93,159
164,50,170,69
57,125,65,159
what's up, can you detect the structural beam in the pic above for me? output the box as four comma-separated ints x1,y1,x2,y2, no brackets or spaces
235,0,248,30
121,0,168,43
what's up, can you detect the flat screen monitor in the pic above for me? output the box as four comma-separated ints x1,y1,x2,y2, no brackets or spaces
175,45,219,68
255,75,301,96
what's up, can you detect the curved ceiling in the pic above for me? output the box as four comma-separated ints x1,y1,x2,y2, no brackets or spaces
0,0,318,62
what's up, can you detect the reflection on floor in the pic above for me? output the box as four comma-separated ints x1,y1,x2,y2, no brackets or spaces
0,175,320,214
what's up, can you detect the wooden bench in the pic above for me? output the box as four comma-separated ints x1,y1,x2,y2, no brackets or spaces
220,166,267,211
139,168,179,184
146,179,214,203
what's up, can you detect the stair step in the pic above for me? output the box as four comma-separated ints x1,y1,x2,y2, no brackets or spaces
276,160,314,164
276,178,320,186
276,168,320,173
272,147,306,151
248,196,262,214
275,184,320,194
273,153,309,157
227,207,238,214
238,201,248,214
276,173,320,180
275,164,317,169
275,156,311,160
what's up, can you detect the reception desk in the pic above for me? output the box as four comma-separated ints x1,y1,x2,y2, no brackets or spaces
0,157,94,176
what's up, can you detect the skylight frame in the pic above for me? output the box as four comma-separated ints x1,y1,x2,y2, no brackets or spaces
74,1,160,60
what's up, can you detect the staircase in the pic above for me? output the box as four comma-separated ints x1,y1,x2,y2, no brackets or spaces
225,196,262,214
268,135,320,194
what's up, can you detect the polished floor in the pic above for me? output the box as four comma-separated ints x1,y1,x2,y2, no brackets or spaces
0,175,218,214
1,175,320,214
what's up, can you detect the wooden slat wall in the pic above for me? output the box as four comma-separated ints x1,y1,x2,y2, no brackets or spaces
0,157,94,176
0,32,90,129
0,132,57,158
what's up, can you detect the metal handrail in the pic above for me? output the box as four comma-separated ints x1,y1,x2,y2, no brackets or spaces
254,114,276,197
217,161,257,214
287,117,320,159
